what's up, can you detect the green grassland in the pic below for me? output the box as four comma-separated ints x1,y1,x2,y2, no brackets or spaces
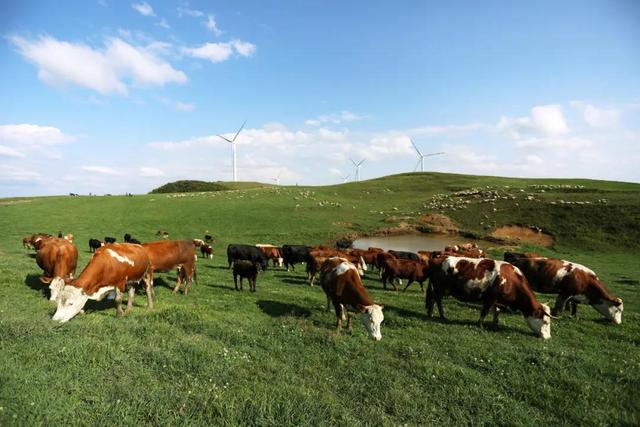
0,172,639,425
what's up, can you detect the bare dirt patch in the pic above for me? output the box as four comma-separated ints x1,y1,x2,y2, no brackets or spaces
0,199,32,206
492,225,554,247
418,214,459,233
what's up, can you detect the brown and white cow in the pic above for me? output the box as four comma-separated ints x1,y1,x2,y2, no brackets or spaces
319,257,384,340
504,253,623,324
35,238,78,301
51,243,153,322
426,256,554,339
22,235,33,249
143,240,197,295
256,244,284,267
200,244,214,259
306,254,328,286
31,233,54,250
382,258,429,292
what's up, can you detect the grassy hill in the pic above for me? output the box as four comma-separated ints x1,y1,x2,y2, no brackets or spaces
1,172,639,425
150,180,272,194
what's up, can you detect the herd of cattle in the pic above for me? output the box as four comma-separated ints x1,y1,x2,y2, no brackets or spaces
22,232,624,341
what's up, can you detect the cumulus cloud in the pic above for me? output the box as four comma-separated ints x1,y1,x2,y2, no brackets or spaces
175,102,194,112
231,40,255,57
177,6,205,18
81,166,121,175
0,166,41,182
0,124,75,146
571,101,620,128
10,35,187,95
0,145,26,158
132,2,155,17
498,105,569,138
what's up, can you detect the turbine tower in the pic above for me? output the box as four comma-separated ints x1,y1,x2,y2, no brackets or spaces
350,158,365,182
272,170,282,186
217,120,247,182
410,139,445,172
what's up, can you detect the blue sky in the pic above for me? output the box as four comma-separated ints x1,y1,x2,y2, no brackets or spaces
1,0,639,196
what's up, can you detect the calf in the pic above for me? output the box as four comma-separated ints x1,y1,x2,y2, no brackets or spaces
89,238,103,253
200,244,214,259
22,235,33,249
319,257,384,340
382,258,429,292
504,253,623,324
36,238,78,300
143,240,198,295
51,243,153,322
104,236,116,244
233,260,258,292
227,244,269,271
193,239,205,247
426,256,554,339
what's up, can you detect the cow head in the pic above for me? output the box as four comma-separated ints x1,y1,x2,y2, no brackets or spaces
48,277,66,302
360,304,384,341
525,303,553,339
592,298,623,324
259,254,269,272
52,285,88,322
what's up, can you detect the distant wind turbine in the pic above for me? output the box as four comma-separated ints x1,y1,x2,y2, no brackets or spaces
410,138,445,172
217,120,247,182
350,158,365,182
272,170,282,186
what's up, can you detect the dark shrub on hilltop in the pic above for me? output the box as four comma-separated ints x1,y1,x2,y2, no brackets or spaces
149,180,231,194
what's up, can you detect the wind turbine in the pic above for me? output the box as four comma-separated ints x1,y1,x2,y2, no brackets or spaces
272,170,282,186
350,158,365,182
410,139,445,172
341,173,350,183
217,120,247,182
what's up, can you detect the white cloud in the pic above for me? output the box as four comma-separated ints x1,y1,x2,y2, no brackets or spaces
158,18,171,29
184,42,233,63
81,166,121,175
132,2,155,17
0,124,75,146
231,40,255,57
515,136,592,150
177,6,205,18
498,105,568,138
306,110,367,126
175,102,194,112
571,101,620,129
11,35,187,95
206,15,222,36
139,167,164,177
0,145,25,158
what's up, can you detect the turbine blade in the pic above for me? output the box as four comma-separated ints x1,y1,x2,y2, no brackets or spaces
410,138,423,156
217,134,233,143
231,119,247,142
358,159,365,166
424,152,445,157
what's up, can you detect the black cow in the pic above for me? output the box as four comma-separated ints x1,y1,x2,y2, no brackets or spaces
281,244,310,271
204,234,214,243
388,250,420,262
89,238,102,253
227,244,269,271
104,236,116,243
336,239,353,249
124,233,132,243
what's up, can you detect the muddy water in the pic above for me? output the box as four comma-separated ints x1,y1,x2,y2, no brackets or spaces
353,234,489,253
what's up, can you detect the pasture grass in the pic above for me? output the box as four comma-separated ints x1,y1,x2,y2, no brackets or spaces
0,172,638,425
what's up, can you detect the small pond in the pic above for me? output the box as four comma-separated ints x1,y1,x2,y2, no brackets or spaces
352,234,491,253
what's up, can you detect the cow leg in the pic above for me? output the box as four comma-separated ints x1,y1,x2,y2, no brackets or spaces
239,277,244,291
347,313,353,333
552,294,572,317
570,300,578,316
172,274,182,295
492,306,501,325
251,277,256,292
114,288,124,318
402,279,413,292
425,283,435,317
126,285,135,313
479,295,497,328
144,272,154,309
233,273,238,291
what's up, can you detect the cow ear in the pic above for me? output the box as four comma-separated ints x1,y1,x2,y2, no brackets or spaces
356,304,367,313
40,276,53,284
615,298,623,306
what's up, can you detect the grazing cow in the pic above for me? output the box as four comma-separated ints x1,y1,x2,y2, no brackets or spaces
388,250,420,262
319,257,384,340
204,234,214,243
35,238,78,300
426,256,554,339
227,244,269,271
281,244,310,271
256,244,284,267
63,233,74,243
104,236,116,244
155,230,169,238
22,236,33,249
308,248,367,276
336,238,353,249
129,238,141,244
89,238,103,253
124,233,132,243
143,240,198,295
445,242,478,252
375,252,396,278
348,249,380,269
200,244,214,259
51,243,153,322
306,254,328,286
233,260,258,292
504,253,623,323
193,239,205,247
382,258,429,292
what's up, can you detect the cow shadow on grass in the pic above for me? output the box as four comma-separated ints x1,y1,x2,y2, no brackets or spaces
280,278,309,286
24,274,49,298
26,253,36,259
425,315,536,338
204,264,231,270
383,304,428,322
257,300,311,318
